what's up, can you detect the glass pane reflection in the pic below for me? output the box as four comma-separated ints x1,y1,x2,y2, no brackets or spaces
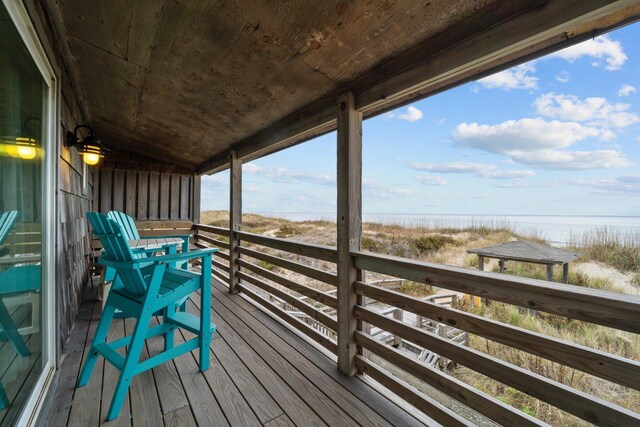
0,3,45,424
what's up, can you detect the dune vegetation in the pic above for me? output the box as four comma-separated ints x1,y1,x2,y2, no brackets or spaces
200,210,640,425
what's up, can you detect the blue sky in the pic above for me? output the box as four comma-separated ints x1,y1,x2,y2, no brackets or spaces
202,23,640,217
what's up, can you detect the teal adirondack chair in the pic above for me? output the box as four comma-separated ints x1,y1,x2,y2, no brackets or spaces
103,211,191,284
79,212,217,420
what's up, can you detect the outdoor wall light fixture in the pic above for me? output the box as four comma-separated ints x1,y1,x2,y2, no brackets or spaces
65,125,109,165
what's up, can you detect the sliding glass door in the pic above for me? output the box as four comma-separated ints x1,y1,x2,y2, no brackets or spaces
0,1,56,425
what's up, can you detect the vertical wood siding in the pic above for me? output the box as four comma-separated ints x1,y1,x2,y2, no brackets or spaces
94,167,195,220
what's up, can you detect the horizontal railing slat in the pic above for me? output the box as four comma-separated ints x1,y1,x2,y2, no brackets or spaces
239,259,337,309
194,224,230,237
239,271,337,330
239,246,337,286
355,306,640,427
237,230,337,263
353,251,640,334
238,284,337,354
355,356,474,427
195,233,230,249
356,282,640,390
355,332,546,427
213,259,230,273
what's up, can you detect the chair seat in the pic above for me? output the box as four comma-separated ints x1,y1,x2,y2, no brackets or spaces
113,266,200,303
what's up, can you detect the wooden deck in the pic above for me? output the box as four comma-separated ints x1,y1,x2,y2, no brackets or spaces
43,278,429,427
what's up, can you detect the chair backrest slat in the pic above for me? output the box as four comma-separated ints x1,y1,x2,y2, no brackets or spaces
0,211,18,245
87,212,147,295
107,211,140,240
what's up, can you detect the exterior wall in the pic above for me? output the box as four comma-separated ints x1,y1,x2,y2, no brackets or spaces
20,0,94,357
94,150,196,221
57,107,94,350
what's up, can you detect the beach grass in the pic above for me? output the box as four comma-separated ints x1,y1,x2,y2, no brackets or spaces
200,210,639,425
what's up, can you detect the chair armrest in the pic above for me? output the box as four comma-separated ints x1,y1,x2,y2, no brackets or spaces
99,248,217,270
142,248,218,266
144,234,192,240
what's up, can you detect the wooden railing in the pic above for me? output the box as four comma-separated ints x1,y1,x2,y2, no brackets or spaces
194,225,338,354
193,224,640,427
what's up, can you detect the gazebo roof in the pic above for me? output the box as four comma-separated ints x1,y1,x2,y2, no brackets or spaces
467,240,581,265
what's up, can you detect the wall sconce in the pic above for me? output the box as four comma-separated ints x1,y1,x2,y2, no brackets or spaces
65,125,109,165
1,117,39,160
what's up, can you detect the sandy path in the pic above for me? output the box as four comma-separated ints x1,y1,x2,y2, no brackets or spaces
572,261,638,295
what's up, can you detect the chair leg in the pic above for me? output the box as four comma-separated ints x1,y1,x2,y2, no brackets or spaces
106,308,153,421
77,304,117,387
163,304,175,352
0,299,30,357
0,381,8,410
200,257,212,372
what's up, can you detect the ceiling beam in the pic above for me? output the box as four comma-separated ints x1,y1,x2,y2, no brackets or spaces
197,0,640,175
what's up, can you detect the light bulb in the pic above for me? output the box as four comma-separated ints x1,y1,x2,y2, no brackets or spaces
17,145,36,159
83,152,100,165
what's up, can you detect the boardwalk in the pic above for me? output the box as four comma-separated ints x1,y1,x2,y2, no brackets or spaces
43,279,428,427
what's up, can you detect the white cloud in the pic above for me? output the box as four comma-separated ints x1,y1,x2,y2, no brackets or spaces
534,93,639,129
453,118,609,152
478,63,538,91
363,180,413,198
243,163,334,185
413,176,448,186
411,162,489,174
509,149,631,170
618,84,637,97
548,35,627,71
452,118,630,170
555,71,570,83
243,163,263,173
387,106,424,122
410,162,534,180
484,170,535,179
202,174,228,187
565,174,640,194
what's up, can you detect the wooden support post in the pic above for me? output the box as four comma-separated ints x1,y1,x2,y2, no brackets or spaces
438,325,449,369
474,255,485,308
336,91,362,376
562,263,569,284
498,259,505,273
393,309,403,346
192,174,201,246
229,150,242,293
546,264,554,282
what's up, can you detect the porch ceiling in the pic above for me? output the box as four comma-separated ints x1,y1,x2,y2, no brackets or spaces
55,0,639,171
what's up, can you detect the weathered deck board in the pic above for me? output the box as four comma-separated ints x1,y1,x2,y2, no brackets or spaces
125,318,163,427
44,278,424,426
206,283,391,427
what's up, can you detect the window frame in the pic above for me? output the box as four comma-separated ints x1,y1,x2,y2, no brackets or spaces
2,0,59,425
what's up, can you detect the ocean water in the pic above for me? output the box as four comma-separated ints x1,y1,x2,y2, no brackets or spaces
253,212,640,246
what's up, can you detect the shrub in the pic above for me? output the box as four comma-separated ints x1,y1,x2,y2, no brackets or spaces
463,254,479,268
399,281,433,297
275,224,301,238
362,236,384,252
257,260,277,271
413,235,458,254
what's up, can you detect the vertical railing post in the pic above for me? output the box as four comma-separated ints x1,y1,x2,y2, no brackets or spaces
192,173,201,246
336,91,362,376
229,150,242,293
